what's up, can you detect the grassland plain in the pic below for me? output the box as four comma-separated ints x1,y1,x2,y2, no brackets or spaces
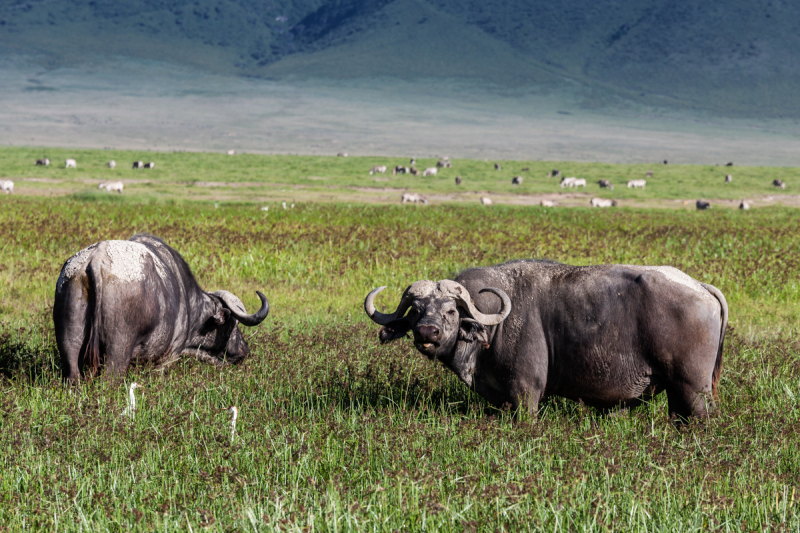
0,193,799,531
2,147,800,207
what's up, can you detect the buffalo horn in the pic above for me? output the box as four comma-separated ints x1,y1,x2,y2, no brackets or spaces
213,290,270,326
453,286,512,326
364,286,413,325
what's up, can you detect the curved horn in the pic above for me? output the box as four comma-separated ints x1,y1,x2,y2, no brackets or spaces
213,290,270,327
453,286,512,326
364,286,413,326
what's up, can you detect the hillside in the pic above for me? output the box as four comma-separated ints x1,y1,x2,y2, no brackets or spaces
2,0,800,116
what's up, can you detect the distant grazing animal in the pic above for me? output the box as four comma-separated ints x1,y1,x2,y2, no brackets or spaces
663,160,668,165
0,180,13,194
132,161,143,169
422,167,438,177
437,159,452,168
494,163,501,171
53,234,270,381
560,177,586,188
35,158,50,166
364,259,728,420
409,167,420,176
108,160,116,169
369,166,387,175
393,166,408,175
511,176,523,185
481,197,493,206
646,170,654,177
144,162,155,169
455,176,462,185
627,179,647,189
410,158,416,166
739,200,750,210
521,168,530,172
773,179,786,189
227,150,236,155
540,199,556,207
65,159,77,169
696,200,711,210
724,174,732,183
590,197,617,207
598,179,614,190
725,162,733,167
401,192,428,205
98,181,124,194
337,152,348,157
549,169,560,178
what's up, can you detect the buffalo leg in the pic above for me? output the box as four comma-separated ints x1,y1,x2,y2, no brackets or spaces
54,281,88,382
666,383,710,421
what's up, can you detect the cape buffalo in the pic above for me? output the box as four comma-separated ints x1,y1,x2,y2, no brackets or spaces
365,260,727,420
54,234,270,381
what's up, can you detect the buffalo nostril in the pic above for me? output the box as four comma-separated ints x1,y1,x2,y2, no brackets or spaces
417,325,441,342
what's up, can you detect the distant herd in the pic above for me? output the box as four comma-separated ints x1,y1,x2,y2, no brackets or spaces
1,155,789,210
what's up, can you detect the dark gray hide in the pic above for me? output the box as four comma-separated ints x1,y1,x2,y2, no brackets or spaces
365,260,728,419
53,234,269,381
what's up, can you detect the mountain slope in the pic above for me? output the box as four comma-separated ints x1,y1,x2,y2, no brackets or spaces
3,0,800,116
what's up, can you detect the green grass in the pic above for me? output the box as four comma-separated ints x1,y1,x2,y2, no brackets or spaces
1,146,797,204
0,188,798,530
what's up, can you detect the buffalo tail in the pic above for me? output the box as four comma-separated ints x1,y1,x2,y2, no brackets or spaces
702,283,728,398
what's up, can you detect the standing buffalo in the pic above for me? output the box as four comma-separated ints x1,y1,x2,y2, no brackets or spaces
511,176,523,185
35,158,50,166
455,176,462,185
364,260,727,420
54,234,270,381
696,200,711,210
773,179,786,189
598,179,614,190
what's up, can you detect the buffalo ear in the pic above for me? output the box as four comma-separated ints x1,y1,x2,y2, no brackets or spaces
212,307,231,325
379,319,411,344
458,318,488,345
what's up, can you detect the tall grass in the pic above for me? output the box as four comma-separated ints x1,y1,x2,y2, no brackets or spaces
0,196,798,530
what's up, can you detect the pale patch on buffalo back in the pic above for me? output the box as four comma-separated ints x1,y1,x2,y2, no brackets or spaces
56,242,99,293
625,265,711,299
104,240,168,282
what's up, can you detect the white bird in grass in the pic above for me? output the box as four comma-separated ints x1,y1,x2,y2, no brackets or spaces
222,406,238,442
121,382,143,419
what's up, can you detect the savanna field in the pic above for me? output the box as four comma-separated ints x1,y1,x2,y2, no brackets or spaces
0,148,799,531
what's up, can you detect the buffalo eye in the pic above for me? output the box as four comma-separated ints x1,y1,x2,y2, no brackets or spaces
446,309,457,316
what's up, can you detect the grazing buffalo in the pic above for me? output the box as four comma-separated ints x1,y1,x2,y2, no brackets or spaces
1,180,13,194
144,162,155,169
663,160,668,165
422,167,438,177
98,181,124,194
65,159,77,169
410,158,416,166
540,199,556,207
739,200,750,210
725,162,733,167
35,158,50,166
409,167,420,176
437,159,452,168
511,176,523,185
132,161,143,169
646,170,654,177
54,234,270,381
108,160,117,169
696,200,711,210
627,179,646,189
455,176,462,185
393,166,409,175
401,192,428,205
364,260,727,419
724,174,732,183
521,167,530,172
337,152,348,157
481,197,493,206
494,163,502,171
598,179,614,190
549,169,560,178
590,197,617,207
773,179,786,189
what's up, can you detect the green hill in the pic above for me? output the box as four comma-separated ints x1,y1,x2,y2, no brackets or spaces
2,0,800,117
